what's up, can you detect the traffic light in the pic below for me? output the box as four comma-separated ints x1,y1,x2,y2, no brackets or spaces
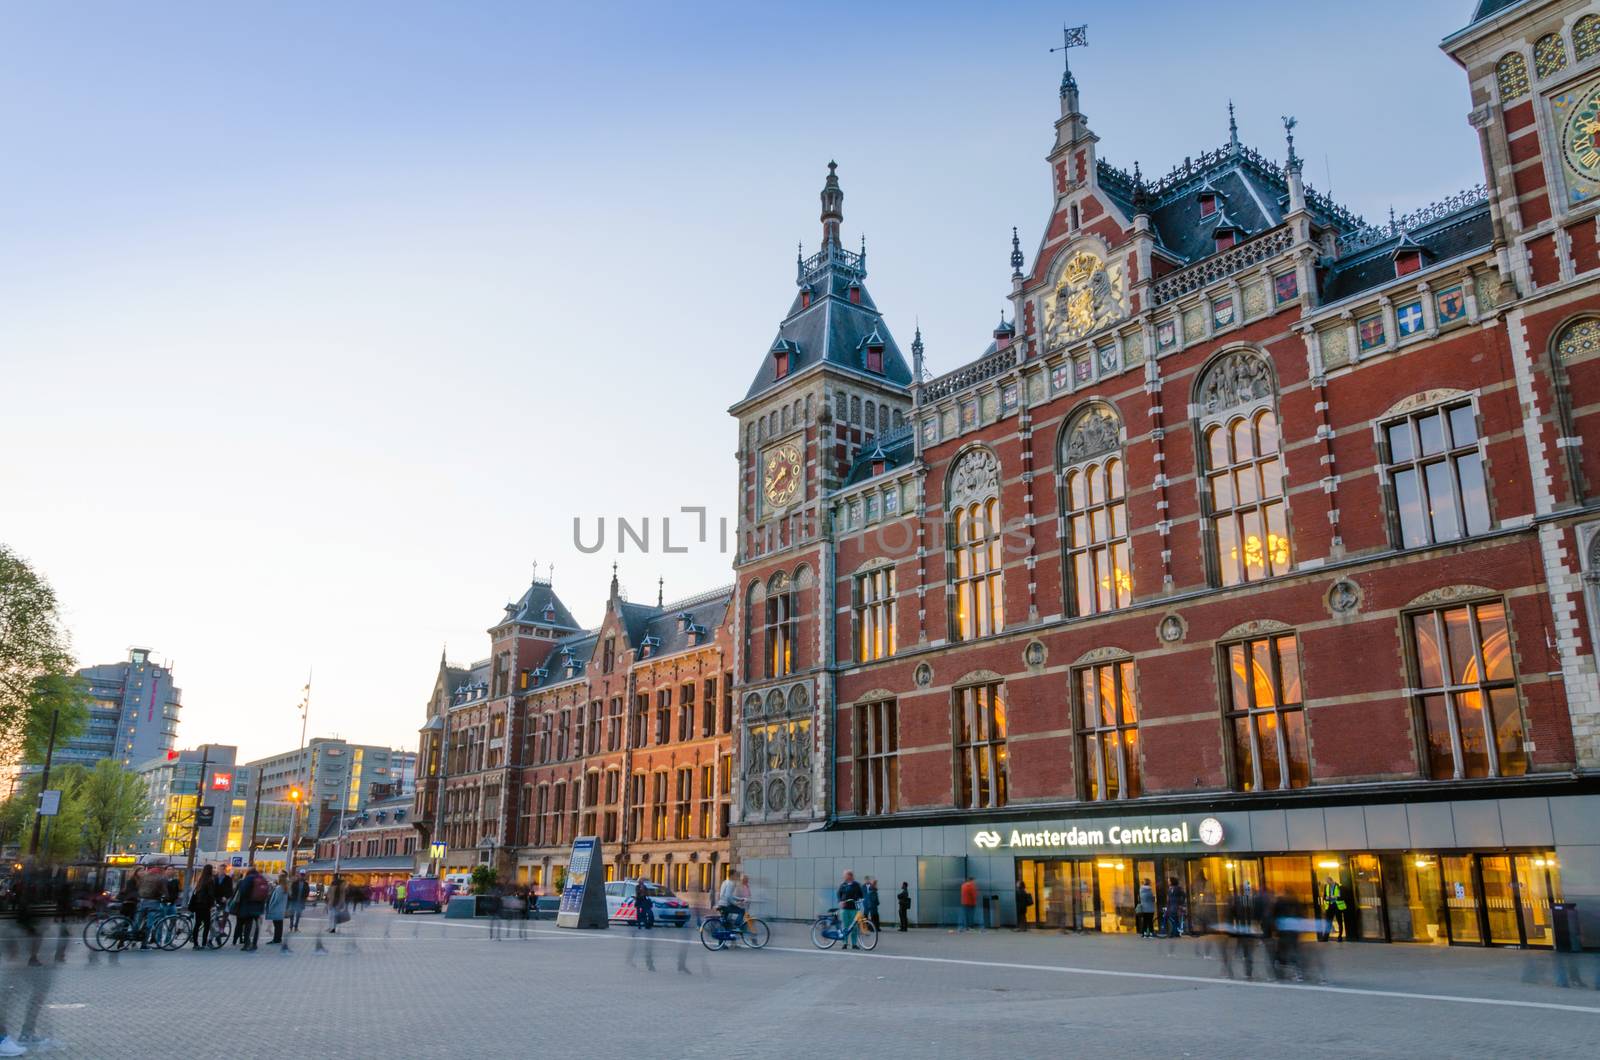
289,787,302,802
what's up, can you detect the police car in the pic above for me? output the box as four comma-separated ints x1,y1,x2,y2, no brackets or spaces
604,879,691,927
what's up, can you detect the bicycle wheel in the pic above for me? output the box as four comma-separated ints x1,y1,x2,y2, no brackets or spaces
698,918,727,952
96,915,133,952
741,917,770,950
160,914,193,951
83,916,108,952
856,917,879,951
207,914,231,949
809,917,838,950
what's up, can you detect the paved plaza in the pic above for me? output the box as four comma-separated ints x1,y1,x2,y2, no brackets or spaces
3,906,1600,1058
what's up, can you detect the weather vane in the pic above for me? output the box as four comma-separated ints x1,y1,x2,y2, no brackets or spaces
1050,24,1088,91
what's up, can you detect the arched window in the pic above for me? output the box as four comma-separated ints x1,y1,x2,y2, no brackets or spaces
1196,351,1289,587
1555,315,1600,362
1535,33,1567,79
1576,14,1600,61
1072,655,1141,800
947,447,1003,641
763,572,795,678
1060,404,1131,616
1496,52,1530,101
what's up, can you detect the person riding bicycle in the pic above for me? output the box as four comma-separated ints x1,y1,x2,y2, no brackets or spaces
134,864,169,949
716,874,751,929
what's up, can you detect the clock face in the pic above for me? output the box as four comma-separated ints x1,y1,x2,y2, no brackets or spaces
763,442,802,508
1557,80,1600,204
1198,817,1224,848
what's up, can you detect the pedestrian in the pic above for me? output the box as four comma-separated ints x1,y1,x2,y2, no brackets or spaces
134,864,168,949
393,879,407,912
957,876,979,933
288,873,308,931
265,874,289,945
633,878,654,930
864,877,882,933
1136,878,1156,938
234,866,268,951
188,865,215,950
1271,888,1306,981
896,882,911,932
1014,880,1034,931
328,876,350,933
836,871,864,951
1321,875,1346,941
1159,876,1187,938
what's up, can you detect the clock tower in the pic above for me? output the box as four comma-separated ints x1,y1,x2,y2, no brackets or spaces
728,163,913,841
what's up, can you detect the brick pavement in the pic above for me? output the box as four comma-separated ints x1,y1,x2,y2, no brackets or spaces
2,907,1598,1058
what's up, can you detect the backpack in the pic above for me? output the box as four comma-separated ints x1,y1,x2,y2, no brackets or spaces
250,874,271,902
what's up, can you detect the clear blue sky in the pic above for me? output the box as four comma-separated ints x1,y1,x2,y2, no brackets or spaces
1,0,1486,760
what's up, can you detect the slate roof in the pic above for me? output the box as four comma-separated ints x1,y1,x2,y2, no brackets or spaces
1471,0,1526,22
636,590,731,657
844,426,917,486
495,578,579,631
1320,205,1492,303
527,631,599,688
520,586,733,691
743,253,915,401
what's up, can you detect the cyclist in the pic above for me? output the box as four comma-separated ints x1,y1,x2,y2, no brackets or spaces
716,874,751,930
134,864,169,949
837,870,864,951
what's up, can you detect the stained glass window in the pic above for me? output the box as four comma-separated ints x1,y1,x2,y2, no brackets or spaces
1535,34,1568,79
1556,316,1600,361
1576,15,1600,62
1496,52,1530,101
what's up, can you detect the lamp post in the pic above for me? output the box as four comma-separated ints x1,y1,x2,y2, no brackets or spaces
284,674,312,875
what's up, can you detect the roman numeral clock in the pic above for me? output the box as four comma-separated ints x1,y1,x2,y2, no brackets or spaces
762,440,802,511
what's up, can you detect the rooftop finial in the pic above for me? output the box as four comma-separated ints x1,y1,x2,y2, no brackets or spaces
1282,115,1300,172
1388,205,1397,233
820,160,844,250
1228,99,1239,150
1010,226,1024,279
1050,23,1088,98
657,576,664,608
1132,160,1148,215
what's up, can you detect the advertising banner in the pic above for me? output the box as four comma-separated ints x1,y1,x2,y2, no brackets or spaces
555,836,608,929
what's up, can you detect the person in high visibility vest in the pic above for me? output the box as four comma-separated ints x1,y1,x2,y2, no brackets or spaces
1321,876,1347,941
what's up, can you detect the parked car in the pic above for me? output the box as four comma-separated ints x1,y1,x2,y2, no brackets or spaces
532,895,561,920
400,875,447,914
604,879,691,927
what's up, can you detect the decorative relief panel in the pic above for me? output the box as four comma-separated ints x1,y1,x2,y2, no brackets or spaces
1197,350,1274,416
1319,325,1351,370
1044,250,1127,349
1122,330,1145,367
740,681,814,822
1243,281,1268,320
1475,271,1503,311
1182,305,1205,344
1061,405,1122,463
948,447,1000,507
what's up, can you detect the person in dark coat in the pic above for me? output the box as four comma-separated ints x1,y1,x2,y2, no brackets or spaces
188,865,216,950
864,878,882,932
633,878,654,930
1014,880,1034,931
836,871,865,950
232,868,267,951
896,882,911,932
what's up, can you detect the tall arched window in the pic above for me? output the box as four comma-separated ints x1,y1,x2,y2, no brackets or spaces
947,447,1003,641
1496,52,1529,101
1196,351,1290,587
763,571,796,678
1060,404,1130,616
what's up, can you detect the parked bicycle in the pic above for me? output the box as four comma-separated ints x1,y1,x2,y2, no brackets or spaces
86,907,228,952
810,906,878,951
698,911,770,951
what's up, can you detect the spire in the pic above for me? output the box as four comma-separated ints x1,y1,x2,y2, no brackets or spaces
1228,100,1239,151
1282,115,1300,172
1132,160,1148,215
607,562,620,611
657,577,664,608
1281,115,1305,214
1051,24,1088,113
820,161,843,250
1010,226,1024,279
911,323,925,381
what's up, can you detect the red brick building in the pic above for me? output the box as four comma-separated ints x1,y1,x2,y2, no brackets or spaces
414,570,736,901
728,0,1600,947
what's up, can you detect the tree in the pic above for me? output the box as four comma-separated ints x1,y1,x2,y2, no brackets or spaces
20,672,89,764
0,545,75,765
0,764,90,862
78,759,148,863
470,864,499,894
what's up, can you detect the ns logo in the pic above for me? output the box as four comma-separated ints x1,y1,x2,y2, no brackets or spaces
973,830,1003,850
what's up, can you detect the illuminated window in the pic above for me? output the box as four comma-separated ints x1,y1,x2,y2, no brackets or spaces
854,566,897,661
678,684,695,742
1074,659,1140,800
1383,400,1490,548
763,572,797,677
1534,33,1567,79
1197,352,1288,587
1224,633,1309,792
954,683,1008,809
1061,405,1130,616
948,448,1004,641
854,699,899,816
1409,601,1526,780
651,771,669,840
674,767,692,839
1496,52,1529,101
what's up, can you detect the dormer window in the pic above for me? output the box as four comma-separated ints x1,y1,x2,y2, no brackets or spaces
866,345,884,373
1199,193,1218,218
1214,231,1239,252
1395,249,1424,277
800,289,812,309
774,349,790,379
849,284,862,305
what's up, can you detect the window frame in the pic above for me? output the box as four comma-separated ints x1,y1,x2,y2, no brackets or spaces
1404,598,1527,781
1378,398,1492,550
853,565,897,662
1201,405,1290,588
1060,430,1131,617
952,683,1009,810
1071,657,1141,801
854,699,899,816
950,497,1004,641
1220,632,1310,793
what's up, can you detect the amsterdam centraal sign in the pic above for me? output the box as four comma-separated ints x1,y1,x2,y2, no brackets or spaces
971,816,1225,852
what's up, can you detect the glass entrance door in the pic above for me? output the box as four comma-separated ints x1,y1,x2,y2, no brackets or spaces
1095,857,1136,933
1348,854,1387,941
1514,855,1561,948
1072,859,1098,932
1442,855,1481,943
1480,855,1522,945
